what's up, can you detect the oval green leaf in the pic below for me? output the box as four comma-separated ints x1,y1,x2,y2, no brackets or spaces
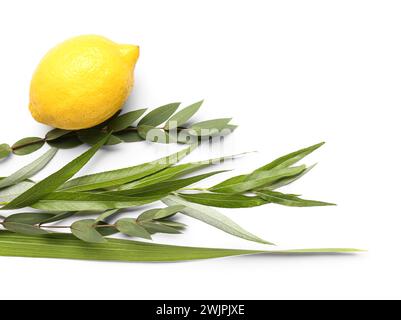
0,144,11,159
107,108,147,132
96,221,119,237
3,222,49,236
77,129,121,146
113,130,143,142
45,129,72,141
71,219,106,243
116,219,152,239
47,135,83,149
12,137,45,156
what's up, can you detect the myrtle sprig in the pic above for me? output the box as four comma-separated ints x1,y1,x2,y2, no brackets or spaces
0,205,186,244
0,100,237,159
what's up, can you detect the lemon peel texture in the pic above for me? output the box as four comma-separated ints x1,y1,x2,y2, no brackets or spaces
29,35,139,130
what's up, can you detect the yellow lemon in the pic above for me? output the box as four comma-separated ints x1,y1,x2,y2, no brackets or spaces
29,35,139,130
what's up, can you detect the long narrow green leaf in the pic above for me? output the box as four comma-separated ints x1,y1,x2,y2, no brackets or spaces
106,171,226,197
138,103,181,127
107,109,147,132
59,146,195,192
137,206,185,222
114,162,208,191
208,175,246,191
0,231,361,262
31,192,162,211
266,164,316,190
137,125,172,143
114,130,142,143
164,100,203,130
4,212,56,225
178,124,237,140
251,142,324,175
0,148,57,189
1,135,109,210
189,118,232,136
178,193,268,208
209,166,305,194
163,196,273,245
114,153,243,191
158,220,187,229
140,221,182,234
256,190,335,207
0,181,35,203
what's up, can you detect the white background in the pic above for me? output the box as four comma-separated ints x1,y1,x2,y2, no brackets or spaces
0,0,400,300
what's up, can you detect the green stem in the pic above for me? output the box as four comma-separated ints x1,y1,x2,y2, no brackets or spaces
40,223,115,230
